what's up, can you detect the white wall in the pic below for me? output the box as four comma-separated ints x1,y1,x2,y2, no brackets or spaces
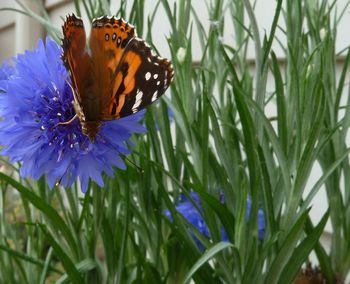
0,0,16,61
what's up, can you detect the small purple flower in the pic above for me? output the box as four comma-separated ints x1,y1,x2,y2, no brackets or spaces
164,192,265,250
0,37,145,193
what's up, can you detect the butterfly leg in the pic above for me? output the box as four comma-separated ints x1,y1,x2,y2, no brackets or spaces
55,135,90,188
57,114,78,125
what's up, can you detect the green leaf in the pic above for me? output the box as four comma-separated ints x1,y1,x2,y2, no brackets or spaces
261,0,283,69
56,259,97,284
278,210,329,284
194,186,235,241
39,247,55,284
265,210,310,284
182,242,233,284
305,215,336,283
302,148,350,211
0,244,62,275
271,51,288,154
39,225,86,284
0,173,78,257
242,93,292,191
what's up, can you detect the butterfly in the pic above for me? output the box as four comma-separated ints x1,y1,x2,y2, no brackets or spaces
61,14,174,141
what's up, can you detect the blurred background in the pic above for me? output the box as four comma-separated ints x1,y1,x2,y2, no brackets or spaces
2,0,350,60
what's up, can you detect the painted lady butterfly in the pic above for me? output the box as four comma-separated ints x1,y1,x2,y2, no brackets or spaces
61,14,174,140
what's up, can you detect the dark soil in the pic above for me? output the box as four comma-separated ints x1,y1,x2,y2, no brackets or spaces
294,262,343,284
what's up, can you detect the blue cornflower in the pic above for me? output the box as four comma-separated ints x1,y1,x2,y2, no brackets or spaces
164,192,265,250
164,192,213,248
0,60,14,86
0,37,145,193
246,197,266,240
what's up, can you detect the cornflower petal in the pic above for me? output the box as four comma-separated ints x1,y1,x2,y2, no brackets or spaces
164,192,265,250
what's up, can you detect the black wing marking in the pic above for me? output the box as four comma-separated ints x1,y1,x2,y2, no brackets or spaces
105,37,174,119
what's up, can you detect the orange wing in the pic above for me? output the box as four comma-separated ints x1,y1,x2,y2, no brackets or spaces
61,14,91,104
89,16,136,120
62,14,173,125
102,38,174,119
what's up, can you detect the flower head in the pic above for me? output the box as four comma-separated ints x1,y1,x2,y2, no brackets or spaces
164,192,265,250
0,61,13,78
0,37,145,192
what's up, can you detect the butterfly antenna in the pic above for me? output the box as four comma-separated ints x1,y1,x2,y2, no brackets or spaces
55,176,63,187
55,136,89,187
97,133,144,173
55,157,74,187
121,154,144,173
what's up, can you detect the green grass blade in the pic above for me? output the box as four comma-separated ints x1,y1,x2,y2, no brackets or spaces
56,259,97,284
278,210,329,284
0,173,78,258
305,217,336,283
261,0,283,69
39,225,86,284
182,242,233,284
271,51,288,153
302,148,350,211
39,247,55,284
0,244,62,274
265,210,310,284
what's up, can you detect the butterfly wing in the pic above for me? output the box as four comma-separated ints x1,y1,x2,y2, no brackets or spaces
100,37,174,119
63,15,173,125
62,14,91,104
89,16,136,120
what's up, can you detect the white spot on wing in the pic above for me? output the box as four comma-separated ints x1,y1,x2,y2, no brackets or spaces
132,89,143,113
153,74,158,79
145,72,151,81
151,91,158,102
164,70,168,86
157,81,160,85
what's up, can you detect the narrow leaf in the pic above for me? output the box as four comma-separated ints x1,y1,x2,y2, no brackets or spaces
182,242,233,284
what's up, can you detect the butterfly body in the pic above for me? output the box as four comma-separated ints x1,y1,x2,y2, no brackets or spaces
71,95,101,140
62,14,173,141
